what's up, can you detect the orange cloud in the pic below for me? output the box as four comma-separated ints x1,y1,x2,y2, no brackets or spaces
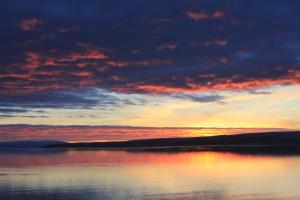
212,39,227,46
19,18,43,31
112,69,300,94
71,71,93,77
59,50,107,62
186,10,226,21
42,44,108,68
186,11,209,21
134,59,171,66
0,125,284,142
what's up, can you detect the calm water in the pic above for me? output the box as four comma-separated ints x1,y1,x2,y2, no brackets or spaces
1,149,300,200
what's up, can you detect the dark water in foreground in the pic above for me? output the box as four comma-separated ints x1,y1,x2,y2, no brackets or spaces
0,149,300,200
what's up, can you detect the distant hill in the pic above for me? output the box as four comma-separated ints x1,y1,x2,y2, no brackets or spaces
0,140,66,148
47,131,300,151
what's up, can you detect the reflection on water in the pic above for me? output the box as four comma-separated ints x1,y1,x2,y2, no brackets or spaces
0,149,300,200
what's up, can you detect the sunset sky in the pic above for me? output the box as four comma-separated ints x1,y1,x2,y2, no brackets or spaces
0,0,300,141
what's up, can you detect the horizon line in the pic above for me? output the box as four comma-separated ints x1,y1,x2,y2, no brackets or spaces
0,123,296,130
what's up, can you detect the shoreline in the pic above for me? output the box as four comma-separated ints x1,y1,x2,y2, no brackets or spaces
45,131,300,155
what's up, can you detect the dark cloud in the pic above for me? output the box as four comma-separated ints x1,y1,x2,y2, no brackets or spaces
248,90,272,95
0,115,49,118
0,90,100,109
0,88,148,110
0,0,299,97
171,94,225,103
0,108,29,114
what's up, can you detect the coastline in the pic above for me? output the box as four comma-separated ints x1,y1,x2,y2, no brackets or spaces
46,131,300,155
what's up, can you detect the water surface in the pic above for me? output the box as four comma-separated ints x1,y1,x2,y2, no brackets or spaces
0,149,300,200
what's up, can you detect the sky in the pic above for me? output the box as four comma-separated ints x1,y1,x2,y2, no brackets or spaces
0,0,300,141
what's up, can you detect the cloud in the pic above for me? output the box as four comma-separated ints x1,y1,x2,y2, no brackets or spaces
0,90,97,109
0,108,47,115
0,88,149,111
186,10,226,21
0,108,29,114
156,43,177,51
0,115,49,118
19,18,43,31
0,0,299,97
57,26,78,33
186,11,209,20
171,93,225,103
248,90,272,95
0,124,289,142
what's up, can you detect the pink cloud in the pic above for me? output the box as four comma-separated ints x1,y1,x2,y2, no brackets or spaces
213,10,226,18
107,61,130,67
57,26,78,33
24,52,40,70
131,49,142,55
192,39,228,47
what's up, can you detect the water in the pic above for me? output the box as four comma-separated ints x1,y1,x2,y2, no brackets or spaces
0,149,300,200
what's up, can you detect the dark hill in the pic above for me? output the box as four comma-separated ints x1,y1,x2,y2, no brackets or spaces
47,131,300,150
0,140,66,148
